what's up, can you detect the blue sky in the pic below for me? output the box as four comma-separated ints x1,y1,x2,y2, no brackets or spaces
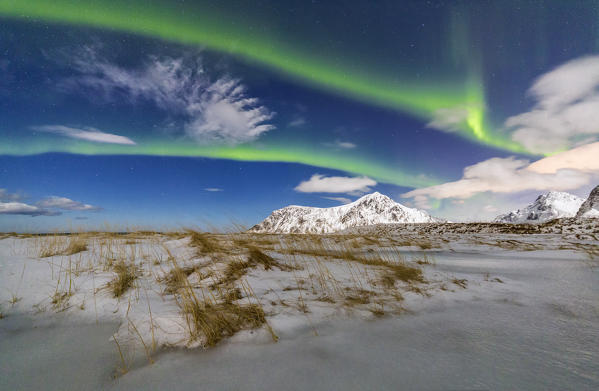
1,1,599,231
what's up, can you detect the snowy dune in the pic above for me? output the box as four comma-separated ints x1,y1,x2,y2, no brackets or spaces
1,228,598,389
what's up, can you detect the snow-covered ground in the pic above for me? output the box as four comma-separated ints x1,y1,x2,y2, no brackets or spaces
1,231,598,390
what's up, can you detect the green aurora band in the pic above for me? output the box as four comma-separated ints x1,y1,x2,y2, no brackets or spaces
0,138,439,188
0,0,527,155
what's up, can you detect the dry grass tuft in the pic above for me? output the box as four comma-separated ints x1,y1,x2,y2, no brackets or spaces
161,263,207,294
380,263,424,288
51,291,72,311
316,295,335,303
108,261,139,298
216,247,299,288
181,298,267,347
63,237,88,255
38,235,87,257
247,247,279,270
345,290,372,306
414,254,434,265
247,247,298,272
417,241,433,250
38,235,66,257
163,247,277,346
452,278,468,289
9,294,22,306
219,258,252,287
188,231,223,254
370,303,386,317
222,287,243,304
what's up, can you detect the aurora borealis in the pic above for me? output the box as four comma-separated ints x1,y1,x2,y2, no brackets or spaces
0,0,524,151
2,0,599,230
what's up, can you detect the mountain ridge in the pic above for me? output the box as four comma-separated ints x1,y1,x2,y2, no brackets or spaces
250,192,441,234
494,191,584,223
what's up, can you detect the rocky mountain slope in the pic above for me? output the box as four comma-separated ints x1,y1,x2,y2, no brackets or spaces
494,191,584,223
250,192,441,233
576,185,599,218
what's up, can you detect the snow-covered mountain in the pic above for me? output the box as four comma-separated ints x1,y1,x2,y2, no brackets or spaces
250,192,441,234
576,185,599,218
494,191,584,223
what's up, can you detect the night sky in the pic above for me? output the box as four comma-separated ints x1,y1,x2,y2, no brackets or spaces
2,0,599,231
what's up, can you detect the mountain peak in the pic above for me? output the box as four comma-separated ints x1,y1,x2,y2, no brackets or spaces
360,191,386,199
353,192,393,204
495,191,584,223
250,192,440,233
544,191,573,199
576,185,599,219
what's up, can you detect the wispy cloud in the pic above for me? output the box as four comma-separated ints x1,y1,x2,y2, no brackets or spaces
203,188,223,192
288,116,306,127
295,174,376,194
427,106,471,133
0,202,59,216
505,56,599,153
324,140,357,150
63,48,275,145
32,125,136,145
483,205,499,213
0,188,24,202
37,196,101,211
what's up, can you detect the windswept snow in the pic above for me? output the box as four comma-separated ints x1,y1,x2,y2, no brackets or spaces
582,208,599,218
1,230,598,390
250,192,441,234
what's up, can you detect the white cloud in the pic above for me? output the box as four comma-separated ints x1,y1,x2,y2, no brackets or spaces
321,196,352,204
335,141,356,149
0,189,56,216
430,192,538,223
66,49,274,144
403,142,599,218
33,125,136,145
0,190,100,217
204,188,223,192
412,195,432,209
0,188,23,202
505,56,599,153
402,140,599,206
483,205,498,213
288,117,306,127
37,196,100,211
0,202,58,216
324,140,357,149
427,106,471,132
295,174,376,194
527,141,599,174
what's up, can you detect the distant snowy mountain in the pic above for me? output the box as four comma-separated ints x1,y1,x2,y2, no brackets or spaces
494,191,584,223
250,192,441,234
576,185,599,219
